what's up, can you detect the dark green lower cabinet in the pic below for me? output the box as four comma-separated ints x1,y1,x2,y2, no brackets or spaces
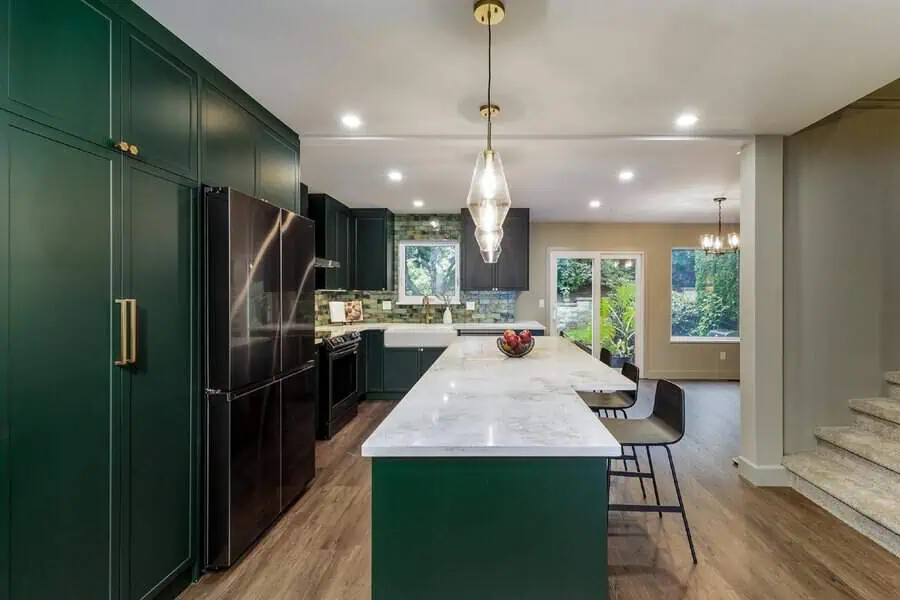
383,348,420,394
2,114,119,600
418,348,444,376
364,331,385,394
123,162,196,600
372,457,609,600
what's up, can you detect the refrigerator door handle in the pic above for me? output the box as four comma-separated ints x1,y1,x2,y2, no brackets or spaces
128,299,138,365
114,299,129,366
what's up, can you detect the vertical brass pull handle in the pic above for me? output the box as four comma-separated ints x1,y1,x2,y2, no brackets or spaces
115,299,128,366
128,299,138,365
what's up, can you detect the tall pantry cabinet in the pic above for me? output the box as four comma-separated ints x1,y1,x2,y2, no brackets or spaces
0,1,301,599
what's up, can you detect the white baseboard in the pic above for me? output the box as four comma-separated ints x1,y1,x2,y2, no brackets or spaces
737,456,791,487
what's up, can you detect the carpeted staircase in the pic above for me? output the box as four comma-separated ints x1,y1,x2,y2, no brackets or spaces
783,372,900,556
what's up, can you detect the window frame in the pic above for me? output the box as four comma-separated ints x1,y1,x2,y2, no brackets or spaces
669,246,741,344
397,240,461,305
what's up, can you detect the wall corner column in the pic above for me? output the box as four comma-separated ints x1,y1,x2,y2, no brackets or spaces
738,135,789,486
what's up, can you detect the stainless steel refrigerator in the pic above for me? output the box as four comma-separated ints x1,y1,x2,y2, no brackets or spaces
203,187,316,569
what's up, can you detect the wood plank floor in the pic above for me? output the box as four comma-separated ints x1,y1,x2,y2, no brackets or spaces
179,382,900,600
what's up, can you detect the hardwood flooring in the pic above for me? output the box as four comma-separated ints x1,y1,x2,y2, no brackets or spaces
179,383,900,600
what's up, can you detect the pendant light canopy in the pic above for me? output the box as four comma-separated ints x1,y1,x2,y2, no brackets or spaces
466,0,510,264
700,197,740,255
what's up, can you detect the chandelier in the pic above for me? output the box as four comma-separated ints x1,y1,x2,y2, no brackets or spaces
700,197,739,255
466,0,511,264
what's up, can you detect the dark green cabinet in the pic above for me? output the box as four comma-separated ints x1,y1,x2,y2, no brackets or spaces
256,127,299,212
2,0,119,148
383,347,446,394
122,25,198,180
122,162,196,600
461,208,530,291
383,349,421,394
310,193,353,290
353,208,395,291
201,84,257,195
2,114,120,600
364,331,385,394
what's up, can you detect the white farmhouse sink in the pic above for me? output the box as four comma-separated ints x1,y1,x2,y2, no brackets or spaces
384,325,458,348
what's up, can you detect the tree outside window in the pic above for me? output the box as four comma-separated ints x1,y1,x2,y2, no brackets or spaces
398,241,460,304
671,249,739,341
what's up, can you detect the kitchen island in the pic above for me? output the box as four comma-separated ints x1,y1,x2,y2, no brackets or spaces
361,336,632,600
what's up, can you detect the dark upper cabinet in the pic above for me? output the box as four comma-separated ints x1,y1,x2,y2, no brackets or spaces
122,25,198,180
256,127,299,212
461,209,495,291
309,193,353,290
353,209,394,291
2,0,119,148
461,208,530,291
495,209,530,291
299,182,310,217
202,84,257,195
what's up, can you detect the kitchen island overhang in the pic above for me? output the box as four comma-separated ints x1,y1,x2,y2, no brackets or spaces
362,337,632,600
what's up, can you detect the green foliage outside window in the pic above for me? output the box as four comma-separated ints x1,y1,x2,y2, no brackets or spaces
403,243,458,298
671,250,739,338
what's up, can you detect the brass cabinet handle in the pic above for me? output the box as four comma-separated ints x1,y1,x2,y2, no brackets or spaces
128,299,138,365
114,140,130,153
129,144,139,156
115,299,129,366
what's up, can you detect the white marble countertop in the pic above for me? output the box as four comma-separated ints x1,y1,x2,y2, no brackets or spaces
361,336,628,458
317,321,546,338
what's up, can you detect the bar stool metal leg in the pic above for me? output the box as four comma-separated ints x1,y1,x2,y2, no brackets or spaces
646,446,662,518
665,445,697,564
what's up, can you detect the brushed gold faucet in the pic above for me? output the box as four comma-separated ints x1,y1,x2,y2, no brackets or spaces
423,295,433,324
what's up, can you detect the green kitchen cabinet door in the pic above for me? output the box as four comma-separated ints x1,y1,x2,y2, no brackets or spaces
418,348,444,377
122,24,199,180
202,83,257,195
3,113,122,600
353,209,394,291
460,209,495,291
335,207,352,290
2,0,120,148
122,160,197,600
383,348,420,394
256,127,299,212
365,331,385,393
495,208,530,290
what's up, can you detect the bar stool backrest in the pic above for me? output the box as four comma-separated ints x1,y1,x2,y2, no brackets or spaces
621,361,640,401
599,347,612,366
652,379,686,443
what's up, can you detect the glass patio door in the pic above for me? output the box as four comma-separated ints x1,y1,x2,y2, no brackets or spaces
550,251,644,368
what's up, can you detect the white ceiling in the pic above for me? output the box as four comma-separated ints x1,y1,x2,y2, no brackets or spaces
136,0,900,221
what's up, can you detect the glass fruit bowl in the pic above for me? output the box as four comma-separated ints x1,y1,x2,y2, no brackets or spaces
496,336,535,358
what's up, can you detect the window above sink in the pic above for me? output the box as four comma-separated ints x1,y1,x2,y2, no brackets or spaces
397,240,461,305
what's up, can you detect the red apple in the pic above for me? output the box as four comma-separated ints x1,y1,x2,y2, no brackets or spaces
519,330,533,344
507,333,521,349
503,330,517,344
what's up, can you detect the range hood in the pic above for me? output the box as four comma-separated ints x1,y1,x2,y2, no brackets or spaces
314,257,341,269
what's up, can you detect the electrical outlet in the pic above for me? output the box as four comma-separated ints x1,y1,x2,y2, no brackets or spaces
466,301,476,311
382,301,392,311
719,351,727,361
539,298,545,308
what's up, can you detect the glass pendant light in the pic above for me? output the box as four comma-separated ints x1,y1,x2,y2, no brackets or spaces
700,197,740,256
466,0,510,263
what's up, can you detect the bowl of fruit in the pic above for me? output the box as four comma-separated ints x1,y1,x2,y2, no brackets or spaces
496,329,535,358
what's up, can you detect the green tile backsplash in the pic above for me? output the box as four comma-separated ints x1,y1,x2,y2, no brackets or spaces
315,213,518,326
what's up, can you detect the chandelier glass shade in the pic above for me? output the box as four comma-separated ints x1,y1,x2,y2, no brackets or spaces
701,197,739,255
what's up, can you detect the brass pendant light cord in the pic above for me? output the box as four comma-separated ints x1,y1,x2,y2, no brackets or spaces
487,14,493,151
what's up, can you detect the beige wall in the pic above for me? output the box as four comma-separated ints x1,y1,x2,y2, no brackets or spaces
516,222,741,380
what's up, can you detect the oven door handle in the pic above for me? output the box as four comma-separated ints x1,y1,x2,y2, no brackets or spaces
329,346,359,361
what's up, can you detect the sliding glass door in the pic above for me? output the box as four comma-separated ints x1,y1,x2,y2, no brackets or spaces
550,251,644,368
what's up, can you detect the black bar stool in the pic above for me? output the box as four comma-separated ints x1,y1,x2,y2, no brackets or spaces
599,347,612,366
577,362,645,499
602,380,697,564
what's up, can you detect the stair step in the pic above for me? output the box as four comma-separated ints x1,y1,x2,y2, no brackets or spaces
784,451,900,540
849,397,900,426
887,372,900,399
816,426,900,475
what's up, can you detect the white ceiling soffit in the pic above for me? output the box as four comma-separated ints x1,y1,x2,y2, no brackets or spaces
135,0,900,220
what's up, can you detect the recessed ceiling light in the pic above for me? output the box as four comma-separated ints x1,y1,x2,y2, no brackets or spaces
412,199,425,208
675,112,699,129
341,113,362,129
589,199,602,208
618,170,635,182
387,170,404,182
